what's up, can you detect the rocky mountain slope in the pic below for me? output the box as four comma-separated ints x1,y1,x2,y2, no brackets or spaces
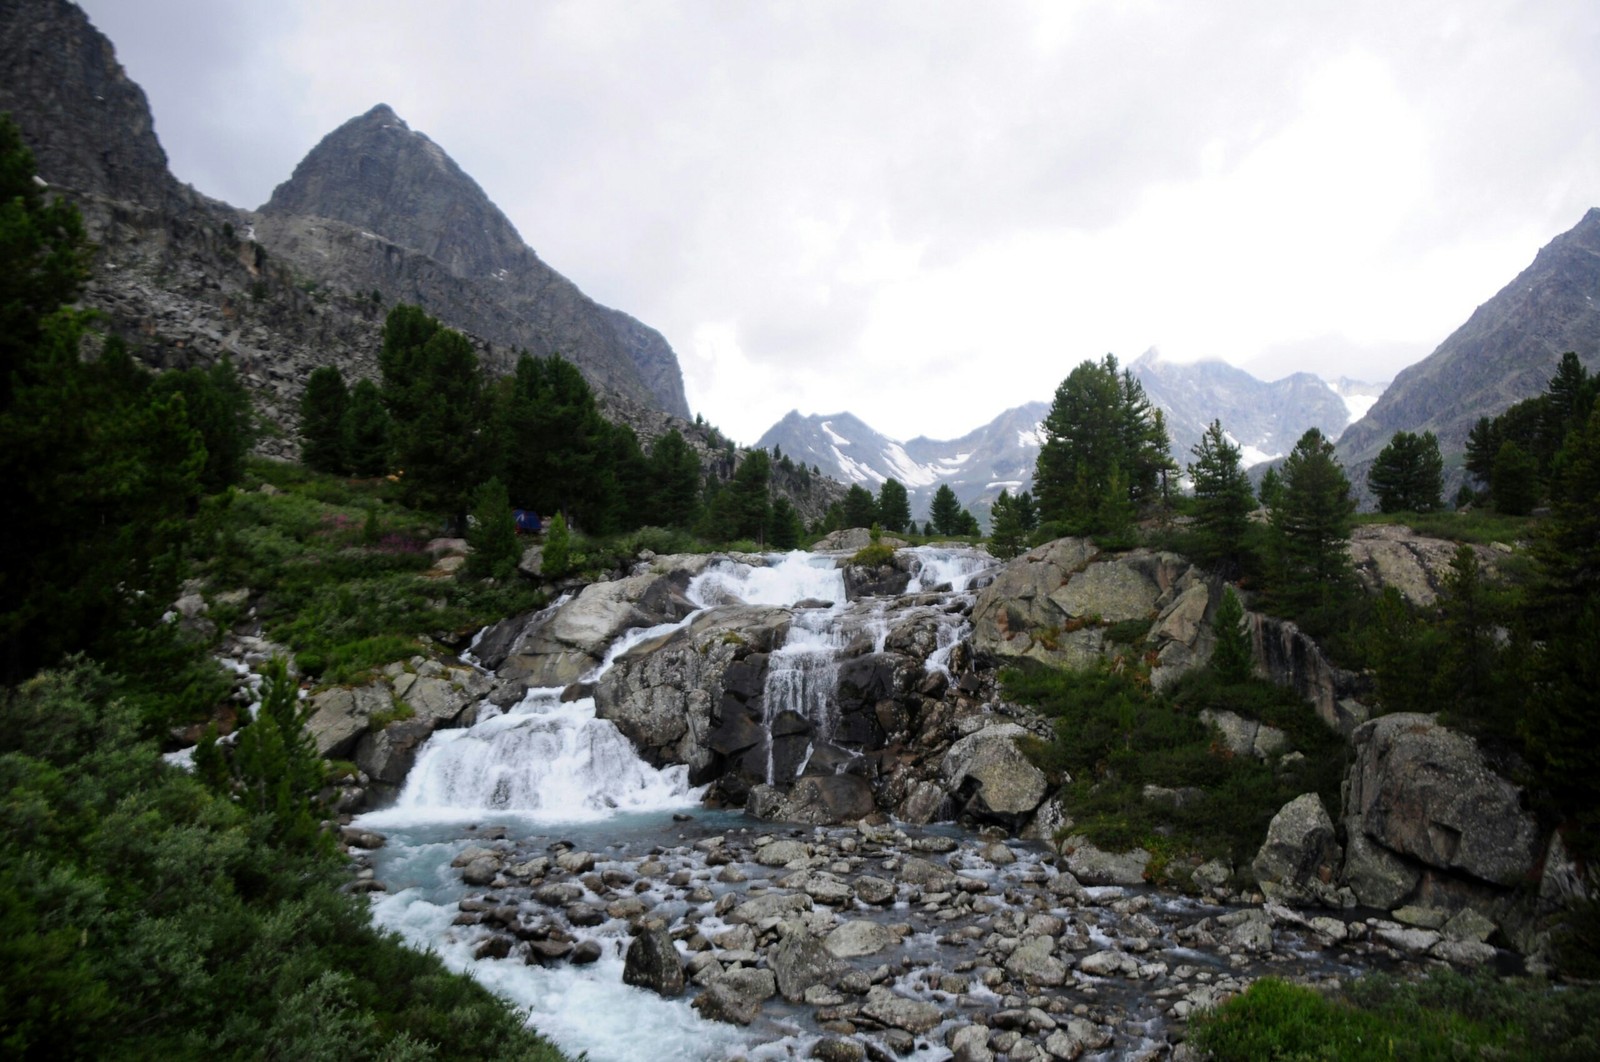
757,356,1363,523
1336,208,1600,476
0,0,689,436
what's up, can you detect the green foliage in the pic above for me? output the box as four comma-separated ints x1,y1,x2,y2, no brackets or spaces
843,484,878,529
1492,439,1539,515
1369,430,1444,514
723,449,773,544
1034,354,1175,534
0,661,565,1060
1187,420,1257,575
379,306,486,526
1467,353,1598,512
1267,428,1357,633
877,478,911,533
1194,971,1600,1062
988,489,1029,560
541,511,573,579
1210,586,1252,684
929,484,964,536
849,527,897,567
1257,465,1286,510
1005,660,1343,866
464,477,522,580
299,365,349,474
649,428,702,530
151,354,255,494
769,496,804,549
342,377,391,477
224,658,329,853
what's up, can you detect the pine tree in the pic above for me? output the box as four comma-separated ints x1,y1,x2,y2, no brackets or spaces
929,484,964,536
465,478,521,580
843,484,878,529
1209,586,1253,684
1369,430,1444,513
1186,420,1255,574
541,512,573,579
299,366,349,473
989,490,1027,560
649,428,702,530
1268,428,1356,626
227,658,328,853
1257,466,1286,510
342,378,390,476
770,497,804,549
1034,354,1173,535
1491,440,1538,515
379,306,485,526
727,449,773,543
877,478,911,533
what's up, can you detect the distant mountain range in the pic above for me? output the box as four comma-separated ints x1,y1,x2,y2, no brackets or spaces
757,357,1381,524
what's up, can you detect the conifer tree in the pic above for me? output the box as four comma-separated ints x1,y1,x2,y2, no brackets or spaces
770,497,804,549
1187,420,1255,574
379,306,485,525
1257,466,1286,510
843,484,878,529
541,512,573,579
342,378,391,476
988,490,1027,560
649,428,702,530
929,484,964,536
1209,586,1253,685
1267,428,1356,625
227,658,328,853
465,478,521,580
1491,440,1538,515
299,366,349,473
877,478,911,533
727,449,773,542
1369,430,1444,513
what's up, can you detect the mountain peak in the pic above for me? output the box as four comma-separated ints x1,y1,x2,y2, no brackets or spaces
261,105,528,281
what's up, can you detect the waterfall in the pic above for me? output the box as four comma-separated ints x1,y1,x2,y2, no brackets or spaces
685,549,846,607
759,607,848,784
905,545,998,593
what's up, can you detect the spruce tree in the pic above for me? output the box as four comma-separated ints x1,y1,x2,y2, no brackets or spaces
843,484,878,529
929,484,963,536
877,478,911,533
770,497,804,549
989,490,1027,560
1187,420,1255,575
379,306,485,525
465,478,521,580
299,366,349,473
1491,440,1538,515
728,449,773,543
541,512,573,579
649,428,702,530
228,658,328,853
1369,430,1444,513
1267,428,1356,626
1209,586,1253,684
342,378,391,476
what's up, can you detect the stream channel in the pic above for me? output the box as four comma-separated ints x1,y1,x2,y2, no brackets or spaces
351,547,1365,1061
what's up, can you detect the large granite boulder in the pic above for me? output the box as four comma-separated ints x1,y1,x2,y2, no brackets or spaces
971,539,1211,683
594,604,790,780
622,928,685,997
1252,793,1345,907
494,571,690,688
1345,713,1540,889
1348,525,1498,608
305,683,393,758
939,723,1049,823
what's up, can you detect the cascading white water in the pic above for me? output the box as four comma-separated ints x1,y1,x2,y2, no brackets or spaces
686,549,846,607
905,545,998,593
759,608,848,783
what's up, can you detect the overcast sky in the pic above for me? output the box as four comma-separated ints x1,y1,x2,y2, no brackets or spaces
79,0,1600,444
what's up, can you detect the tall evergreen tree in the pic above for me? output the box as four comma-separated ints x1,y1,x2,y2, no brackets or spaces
1491,440,1539,516
989,490,1027,560
379,306,485,525
1187,420,1255,575
299,366,349,473
843,484,879,529
464,478,521,580
649,428,702,530
342,378,390,476
770,496,804,550
1034,354,1172,534
219,658,328,853
1267,428,1356,625
1209,586,1253,685
929,484,964,536
726,449,773,543
877,478,912,533
1368,430,1444,513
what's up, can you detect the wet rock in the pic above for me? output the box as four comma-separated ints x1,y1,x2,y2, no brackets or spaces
1061,839,1149,886
940,724,1049,819
811,1037,868,1062
1077,950,1139,978
825,920,896,958
755,838,811,866
948,1024,995,1062
771,932,847,1002
305,683,393,758
1004,935,1068,986
861,985,944,1034
622,928,685,997
1043,1019,1113,1059
786,774,878,826
692,967,777,1025
854,876,897,906
570,940,602,965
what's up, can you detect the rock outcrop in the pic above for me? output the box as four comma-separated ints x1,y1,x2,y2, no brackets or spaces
1252,793,1346,907
970,538,1215,686
1348,524,1502,608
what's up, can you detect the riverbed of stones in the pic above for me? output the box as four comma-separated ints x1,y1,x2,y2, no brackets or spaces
349,818,1498,1062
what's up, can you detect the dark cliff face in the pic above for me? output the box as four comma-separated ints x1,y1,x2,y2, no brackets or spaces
0,0,182,210
1337,208,1600,470
258,103,690,419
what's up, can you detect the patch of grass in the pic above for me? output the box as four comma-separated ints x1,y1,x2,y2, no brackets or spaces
1103,617,1154,645
1357,508,1538,547
1193,971,1600,1062
368,699,416,731
849,541,897,566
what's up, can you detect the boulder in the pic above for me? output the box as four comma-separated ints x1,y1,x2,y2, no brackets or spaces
1340,828,1422,910
1346,714,1540,887
498,572,682,688
305,683,393,758
1061,838,1150,886
1348,525,1497,608
1249,613,1371,735
1252,793,1344,906
824,920,896,958
783,774,877,826
860,985,944,1034
353,716,435,787
811,528,908,552
939,723,1049,820
622,928,684,997
770,931,845,1002
595,604,790,778
1003,935,1068,986
691,968,776,1025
